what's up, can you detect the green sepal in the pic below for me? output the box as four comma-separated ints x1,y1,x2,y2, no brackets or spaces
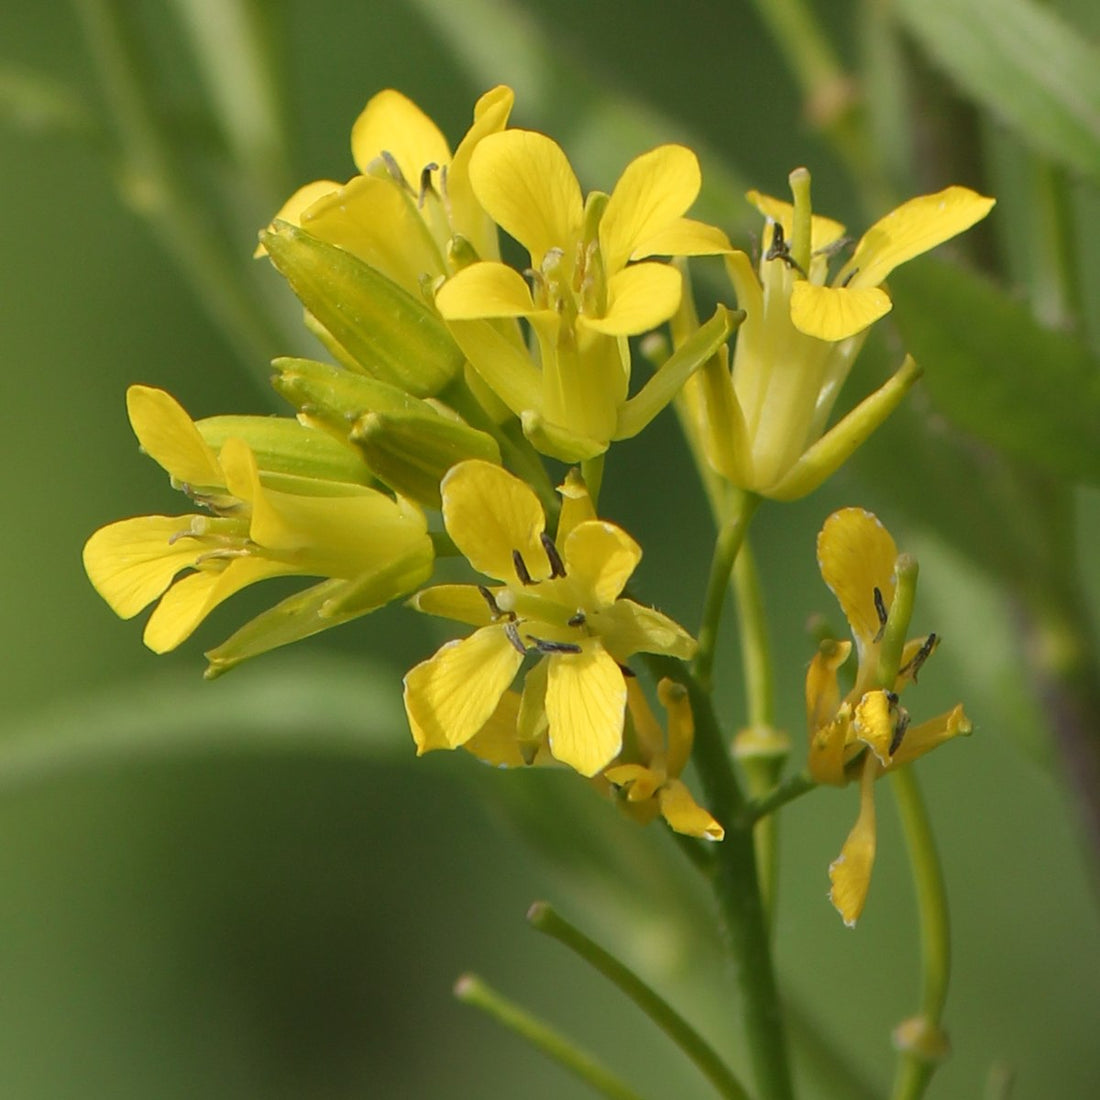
614,305,740,440
350,408,501,508
260,221,464,396
520,409,608,463
204,546,434,679
273,357,424,428
196,413,373,486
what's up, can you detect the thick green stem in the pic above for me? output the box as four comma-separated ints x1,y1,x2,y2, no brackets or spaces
454,974,646,1100
888,766,951,1100
528,903,751,1100
694,493,761,693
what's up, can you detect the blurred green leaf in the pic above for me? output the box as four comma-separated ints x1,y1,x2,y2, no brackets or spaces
0,65,95,135
889,258,1100,485
895,0,1100,180
1,654,408,790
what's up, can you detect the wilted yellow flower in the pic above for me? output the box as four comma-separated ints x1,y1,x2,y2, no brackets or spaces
681,170,994,499
403,460,695,777
806,508,971,925
434,130,732,461
83,386,434,667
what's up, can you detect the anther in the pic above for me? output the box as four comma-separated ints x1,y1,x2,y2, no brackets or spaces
567,611,586,627
902,633,937,683
765,222,806,276
528,635,583,655
512,549,534,586
841,267,860,288
505,621,527,655
379,150,409,189
541,533,567,579
478,585,503,618
619,663,637,678
417,163,439,208
872,586,889,641
889,707,911,756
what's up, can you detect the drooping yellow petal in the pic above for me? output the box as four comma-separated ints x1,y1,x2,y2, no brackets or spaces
625,676,666,760
583,262,682,336
789,282,892,341
403,624,524,753
517,656,550,749
255,179,341,256
435,261,535,319
82,515,208,619
545,644,626,776
604,763,662,802
629,217,732,260
597,599,697,662
745,190,847,251
889,704,972,768
351,89,451,183
600,144,700,272
441,460,550,584
658,779,724,840
143,556,297,653
843,186,995,289
468,129,583,263
562,520,641,606
808,709,855,787
828,757,880,926
126,386,223,488
805,639,853,748
408,584,497,627
817,508,898,649
658,678,694,777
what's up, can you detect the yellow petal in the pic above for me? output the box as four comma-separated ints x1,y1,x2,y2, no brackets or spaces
469,129,583,262
817,508,898,649
444,318,542,418
828,757,879,926
605,763,662,802
658,678,694,777
351,89,451,182
600,144,700,272
441,459,550,583
83,515,207,619
435,261,535,319
658,779,724,840
889,704,972,768
143,556,296,653
844,186,996,288
555,468,597,544
517,656,550,747
461,690,526,767
597,599,697,662
805,639,853,749
545,644,626,776
448,85,515,258
408,584,497,627
255,179,341,256
630,217,732,260
809,709,855,787
853,689,905,766
789,282,892,341
126,386,223,488
745,190,847,251
562,520,641,606
403,625,524,753
625,676,666,760
583,263,682,336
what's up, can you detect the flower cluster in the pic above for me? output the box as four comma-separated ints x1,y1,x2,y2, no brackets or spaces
84,84,990,874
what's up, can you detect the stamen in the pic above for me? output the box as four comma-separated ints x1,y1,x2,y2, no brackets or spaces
567,611,587,627
872,586,889,641
379,150,409,190
512,549,534,586
765,222,806,276
541,533,567,579
619,663,637,678
889,706,911,756
841,267,859,288
417,162,439,208
813,236,853,259
528,635,583,655
901,633,938,683
478,585,502,618
505,621,527,655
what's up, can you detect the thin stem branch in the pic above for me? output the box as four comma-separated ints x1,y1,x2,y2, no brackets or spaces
454,974,647,1100
528,903,752,1100
739,773,818,829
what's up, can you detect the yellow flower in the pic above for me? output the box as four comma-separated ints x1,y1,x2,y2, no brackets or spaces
434,130,732,461
403,460,696,777
261,85,514,291
603,677,723,840
83,386,434,664
806,507,971,926
682,170,994,499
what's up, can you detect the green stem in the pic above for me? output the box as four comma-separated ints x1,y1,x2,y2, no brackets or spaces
582,452,606,510
454,974,647,1100
73,0,286,387
528,903,752,1100
648,656,795,1100
1028,158,1082,331
888,766,951,1100
739,772,817,828
693,492,760,693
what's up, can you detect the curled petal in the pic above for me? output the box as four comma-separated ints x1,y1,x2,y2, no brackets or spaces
468,129,583,263
126,386,223,488
843,186,995,289
658,779,724,840
351,89,451,183
441,460,550,584
600,144,700,271
658,678,694,778
817,508,898,650
408,584,498,627
555,468,597,545
403,625,524,753
597,599,697,662
890,704,972,768
545,645,626,776
435,261,536,319
583,262,682,336
562,520,641,606
789,282,892,341
828,756,880,926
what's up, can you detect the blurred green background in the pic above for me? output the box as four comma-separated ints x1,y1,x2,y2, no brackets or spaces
2,1,1099,1097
